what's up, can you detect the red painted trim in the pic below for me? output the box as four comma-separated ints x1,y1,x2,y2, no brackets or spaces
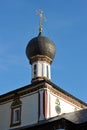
43,90,45,119
43,90,48,119
45,90,48,118
1,82,86,109
49,93,51,117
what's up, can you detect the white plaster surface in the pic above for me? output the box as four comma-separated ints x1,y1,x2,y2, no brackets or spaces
21,93,38,126
0,102,12,130
0,88,81,130
49,92,80,118
32,61,51,79
0,92,39,130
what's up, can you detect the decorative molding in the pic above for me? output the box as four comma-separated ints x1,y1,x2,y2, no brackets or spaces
11,93,22,107
0,81,87,109
30,55,52,64
44,83,87,109
49,93,51,117
10,93,22,127
32,76,50,83
55,98,61,114
43,90,48,119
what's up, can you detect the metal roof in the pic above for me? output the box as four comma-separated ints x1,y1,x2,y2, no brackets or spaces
26,32,56,61
9,109,87,130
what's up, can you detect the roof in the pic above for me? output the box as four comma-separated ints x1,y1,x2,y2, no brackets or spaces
9,109,87,130
0,79,87,108
26,32,56,61
52,108,87,124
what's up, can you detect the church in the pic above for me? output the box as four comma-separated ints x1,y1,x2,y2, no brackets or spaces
0,10,87,130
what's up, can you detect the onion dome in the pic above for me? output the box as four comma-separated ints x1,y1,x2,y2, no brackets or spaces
26,32,56,63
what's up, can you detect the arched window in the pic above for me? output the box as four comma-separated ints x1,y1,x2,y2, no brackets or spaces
10,93,22,127
42,64,44,77
46,65,49,78
34,64,37,78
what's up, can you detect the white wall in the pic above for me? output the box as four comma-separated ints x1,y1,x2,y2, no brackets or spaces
49,91,80,118
0,88,81,130
32,61,51,79
0,102,12,130
0,92,39,130
21,92,38,126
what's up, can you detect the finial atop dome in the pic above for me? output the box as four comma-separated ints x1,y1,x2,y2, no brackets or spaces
26,11,56,83
36,9,46,33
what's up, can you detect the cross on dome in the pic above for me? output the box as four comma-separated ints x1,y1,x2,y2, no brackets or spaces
36,9,46,33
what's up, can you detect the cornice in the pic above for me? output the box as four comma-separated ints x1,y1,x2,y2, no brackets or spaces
0,80,87,108
30,55,52,64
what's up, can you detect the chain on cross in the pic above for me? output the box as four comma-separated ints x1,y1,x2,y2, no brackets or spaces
36,9,46,32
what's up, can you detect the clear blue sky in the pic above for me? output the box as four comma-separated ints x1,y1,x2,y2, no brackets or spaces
0,0,87,103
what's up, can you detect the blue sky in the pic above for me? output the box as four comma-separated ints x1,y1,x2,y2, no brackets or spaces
0,0,87,103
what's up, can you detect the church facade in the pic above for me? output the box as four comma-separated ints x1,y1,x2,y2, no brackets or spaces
0,79,87,130
0,11,87,130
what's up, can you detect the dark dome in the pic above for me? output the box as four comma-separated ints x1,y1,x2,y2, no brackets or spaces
26,33,56,61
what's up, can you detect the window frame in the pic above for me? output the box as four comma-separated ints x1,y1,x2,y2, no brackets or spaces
13,107,21,124
10,95,22,127
33,64,37,78
46,65,49,78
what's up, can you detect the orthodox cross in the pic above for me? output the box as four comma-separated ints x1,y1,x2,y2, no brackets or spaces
36,9,46,32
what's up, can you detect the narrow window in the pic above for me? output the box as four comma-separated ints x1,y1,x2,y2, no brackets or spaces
34,64,37,78
42,64,44,77
14,109,20,122
10,94,22,127
46,65,49,78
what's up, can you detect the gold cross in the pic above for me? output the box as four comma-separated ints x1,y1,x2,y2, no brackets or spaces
36,9,46,32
